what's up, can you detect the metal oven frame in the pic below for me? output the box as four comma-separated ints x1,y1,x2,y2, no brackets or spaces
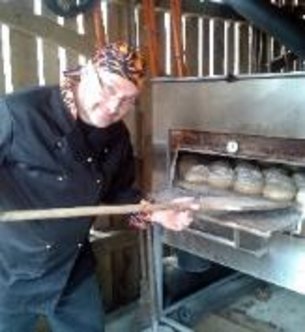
147,74,305,331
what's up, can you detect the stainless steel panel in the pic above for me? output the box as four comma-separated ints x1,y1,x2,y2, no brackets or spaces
152,74,305,145
164,230,305,295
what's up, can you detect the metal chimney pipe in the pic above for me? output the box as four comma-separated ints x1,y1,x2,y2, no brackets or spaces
223,0,305,58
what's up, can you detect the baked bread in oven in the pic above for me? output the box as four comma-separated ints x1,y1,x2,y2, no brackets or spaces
293,172,305,205
263,168,296,201
184,164,209,183
233,162,264,195
293,172,305,189
207,161,234,189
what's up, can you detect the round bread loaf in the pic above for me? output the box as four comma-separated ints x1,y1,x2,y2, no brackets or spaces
293,172,305,189
178,155,199,178
263,167,288,181
184,164,209,183
296,188,305,206
263,183,296,201
207,161,234,189
263,168,296,201
233,162,264,195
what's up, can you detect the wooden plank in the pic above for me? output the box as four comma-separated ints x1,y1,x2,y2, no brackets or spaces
92,230,140,310
227,20,235,75
266,35,273,73
137,81,153,192
0,24,5,94
63,16,81,70
139,5,165,76
185,16,199,76
92,242,114,311
83,8,96,53
202,18,210,76
258,31,269,73
284,0,295,7
136,7,153,191
135,6,145,162
111,241,140,306
41,2,60,85
108,2,129,43
137,0,244,20
120,245,140,302
122,4,139,142
250,27,260,73
214,19,225,76
137,6,146,65
111,249,125,306
170,0,186,77
156,11,166,76
10,28,38,89
169,12,175,76
125,0,137,46
9,1,37,90
239,23,249,74
0,3,93,57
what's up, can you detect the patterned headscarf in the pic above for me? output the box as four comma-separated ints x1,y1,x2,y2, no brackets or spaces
92,42,146,88
60,41,146,119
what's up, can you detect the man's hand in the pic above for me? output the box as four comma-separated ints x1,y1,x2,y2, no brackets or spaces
150,197,199,231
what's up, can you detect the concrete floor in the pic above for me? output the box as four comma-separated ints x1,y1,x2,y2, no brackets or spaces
104,283,305,332
106,304,138,332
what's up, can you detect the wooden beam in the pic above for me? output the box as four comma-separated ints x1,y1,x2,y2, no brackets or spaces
137,0,243,20
170,0,188,76
142,0,161,76
9,0,38,90
0,3,94,56
93,0,106,49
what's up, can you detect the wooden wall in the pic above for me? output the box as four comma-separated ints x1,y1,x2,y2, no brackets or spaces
0,0,304,312
1,1,304,94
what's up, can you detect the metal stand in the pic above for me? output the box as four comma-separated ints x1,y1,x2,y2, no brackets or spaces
147,225,164,331
146,224,275,332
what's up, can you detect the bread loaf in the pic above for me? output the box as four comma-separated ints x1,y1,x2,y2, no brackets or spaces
233,162,264,195
207,161,234,189
263,168,296,201
184,164,209,183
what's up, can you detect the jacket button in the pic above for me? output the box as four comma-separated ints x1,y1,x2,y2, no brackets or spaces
96,179,101,185
57,175,64,182
45,244,52,250
87,157,93,163
77,243,83,248
56,140,63,149
104,148,109,154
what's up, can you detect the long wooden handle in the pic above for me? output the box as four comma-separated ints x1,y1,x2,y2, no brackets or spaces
0,201,195,223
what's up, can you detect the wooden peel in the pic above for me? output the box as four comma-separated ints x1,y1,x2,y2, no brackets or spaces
0,194,294,223
0,201,198,223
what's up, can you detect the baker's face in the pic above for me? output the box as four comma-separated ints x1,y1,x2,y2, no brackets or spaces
77,64,140,128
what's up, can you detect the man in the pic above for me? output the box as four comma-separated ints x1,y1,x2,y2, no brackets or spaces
0,42,197,331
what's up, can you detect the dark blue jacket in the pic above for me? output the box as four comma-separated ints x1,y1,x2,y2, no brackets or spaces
0,86,140,311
